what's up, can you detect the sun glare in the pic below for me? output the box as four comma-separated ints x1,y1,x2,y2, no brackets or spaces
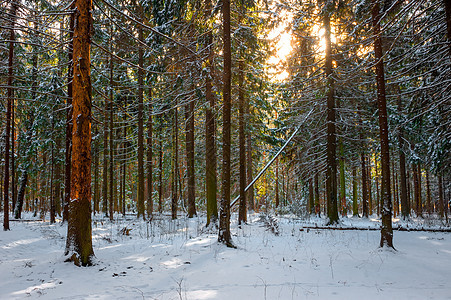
267,16,293,82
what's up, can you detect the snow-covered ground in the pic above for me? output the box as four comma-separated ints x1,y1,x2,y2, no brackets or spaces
1,212,450,300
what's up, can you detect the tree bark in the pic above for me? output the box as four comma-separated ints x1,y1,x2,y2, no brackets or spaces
238,58,247,224
137,6,145,219
361,153,369,218
102,102,108,216
324,9,338,224
308,176,314,214
205,0,218,226
352,166,358,216
417,163,423,217
391,160,397,217
315,171,320,216
108,43,114,220
147,87,153,218
397,89,409,218
11,90,16,216
171,103,179,220
64,6,75,223
186,97,196,218
372,0,393,248
3,0,18,231
158,137,163,213
367,157,373,215
375,155,380,216
50,119,56,224
218,0,234,247
246,107,254,211
339,142,346,216
426,170,431,215
93,125,100,214
438,173,445,219
65,0,94,266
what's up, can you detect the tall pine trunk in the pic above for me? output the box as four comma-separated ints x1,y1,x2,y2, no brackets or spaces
3,0,17,231
238,58,247,224
218,0,234,247
324,10,338,224
137,5,145,219
352,166,358,216
205,0,217,226
246,106,254,211
102,103,109,216
158,137,163,213
171,102,179,220
361,153,369,217
108,41,114,220
372,0,393,248
65,0,94,266
397,88,409,218
186,97,196,218
64,6,74,223
147,87,153,218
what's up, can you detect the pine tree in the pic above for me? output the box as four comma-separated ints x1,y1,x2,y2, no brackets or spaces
65,0,95,266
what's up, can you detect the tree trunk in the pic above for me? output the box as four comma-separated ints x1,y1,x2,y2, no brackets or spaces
14,171,28,219
218,0,234,247
64,6,75,223
108,48,114,220
137,6,145,220
352,166,358,216
121,114,126,215
40,154,47,220
372,0,393,248
361,153,369,218
93,125,100,214
426,170,431,215
205,0,217,226
102,103,108,216
158,137,163,213
246,109,254,211
186,97,196,218
147,88,153,218
308,176,314,214
391,160,397,218
375,155,380,216
171,103,179,220
367,157,373,215
54,137,62,217
407,169,412,213
315,171,320,216
438,173,444,219
238,58,247,224
417,163,423,217
324,10,338,224
65,0,94,266
11,91,16,215
3,0,17,231
339,142,346,216
397,89,409,219
50,120,56,224
108,101,114,219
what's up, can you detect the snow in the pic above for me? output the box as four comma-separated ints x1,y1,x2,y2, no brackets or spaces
1,213,451,299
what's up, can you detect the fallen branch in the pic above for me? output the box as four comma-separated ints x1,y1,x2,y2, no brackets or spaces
300,226,451,232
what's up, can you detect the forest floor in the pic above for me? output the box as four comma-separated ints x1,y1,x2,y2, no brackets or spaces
1,211,450,300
